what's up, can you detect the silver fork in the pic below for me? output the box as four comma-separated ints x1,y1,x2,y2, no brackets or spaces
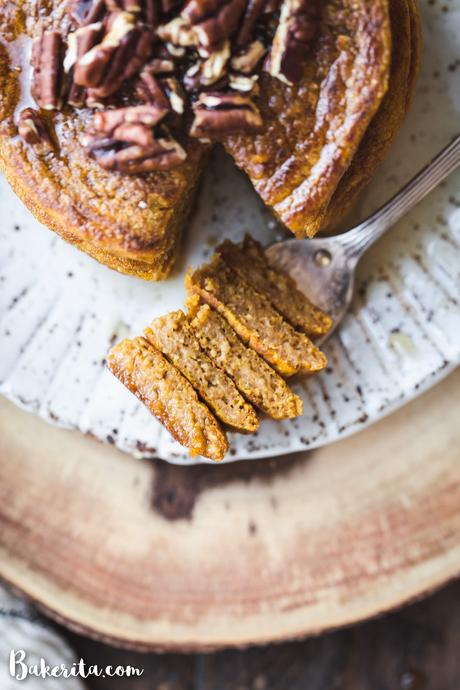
266,134,460,344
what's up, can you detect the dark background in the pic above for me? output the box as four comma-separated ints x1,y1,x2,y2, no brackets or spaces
64,578,460,690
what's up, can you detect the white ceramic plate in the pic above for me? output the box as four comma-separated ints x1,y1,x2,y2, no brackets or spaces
0,0,459,464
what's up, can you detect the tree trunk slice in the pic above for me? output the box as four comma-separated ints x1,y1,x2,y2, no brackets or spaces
0,369,459,651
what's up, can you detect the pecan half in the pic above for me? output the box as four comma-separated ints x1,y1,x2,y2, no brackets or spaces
159,0,246,49
32,31,65,110
182,0,247,47
236,0,268,46
157,17,198,47
231,40,266,73
228,72,258,91
269,0,319,84
161,77,185,113
136,66,171,109
190,92,262,137
85,126,186,172
84,102,184,172
65,22,105,106
91,104,169,132
145,57,175,73
69,0,107,26
74,11,153,98
18,108,54,154
183,40,230,90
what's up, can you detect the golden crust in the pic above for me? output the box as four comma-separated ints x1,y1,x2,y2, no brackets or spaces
107,337,228,461
321,0,422,230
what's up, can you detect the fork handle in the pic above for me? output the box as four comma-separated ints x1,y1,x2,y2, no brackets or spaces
339,133,460,259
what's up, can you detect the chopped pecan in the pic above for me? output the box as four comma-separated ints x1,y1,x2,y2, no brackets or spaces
159,0,246,49
228,72,258,91
161,77,185,113
136,66,171,109
69,0,107,26
91,104,169,132
190,92,262,137
157,17,198,47
236,0,268,46
231,40,266,73
32,31,65,110
145,57,175,73
269,0,319,84
65,22,105,106
182,0,246,47
18,108,54,154
183,40,230,90
73,11,153,98
85,125,186,172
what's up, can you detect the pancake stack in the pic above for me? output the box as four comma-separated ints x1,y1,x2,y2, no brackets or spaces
0,0,420,279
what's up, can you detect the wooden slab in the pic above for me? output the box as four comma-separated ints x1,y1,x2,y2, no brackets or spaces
1,368,460,651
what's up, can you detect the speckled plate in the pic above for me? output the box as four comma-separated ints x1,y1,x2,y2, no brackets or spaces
0,0,459,464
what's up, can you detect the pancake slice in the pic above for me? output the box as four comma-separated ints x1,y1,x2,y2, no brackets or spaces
107,336,228,461
186,256,328,377
188,301,303,420
145,311,259,433
216,236,332,337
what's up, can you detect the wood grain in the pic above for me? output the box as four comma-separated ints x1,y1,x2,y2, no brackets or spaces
66,579,460,690
0,368,460,651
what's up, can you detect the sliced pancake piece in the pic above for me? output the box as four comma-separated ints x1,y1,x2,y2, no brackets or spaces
107,337,228,461
144,311,259,433
186,256,327,377
216,236,332,337
188,301,303,420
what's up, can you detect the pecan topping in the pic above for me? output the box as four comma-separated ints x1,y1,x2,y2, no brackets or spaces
230,40,266,73
182,0,247,47
269,0,319,84
190,92,262,137
73,11,153,98
145,57,175,73
24,0,311,172
157,17,198,47
161,77,185,113
236,0,267,46
32,31,65,110
18,108,54,154
136,66,171,109
85,108,186,173
65,22,105,106
92,104,169,131
184,40,230,90
228,72,258,92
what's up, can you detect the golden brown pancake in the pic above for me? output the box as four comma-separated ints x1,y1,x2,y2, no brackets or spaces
225,0,421,238
0,0,420,277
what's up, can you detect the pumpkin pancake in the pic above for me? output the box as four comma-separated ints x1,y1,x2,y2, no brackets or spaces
224,0,420,238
